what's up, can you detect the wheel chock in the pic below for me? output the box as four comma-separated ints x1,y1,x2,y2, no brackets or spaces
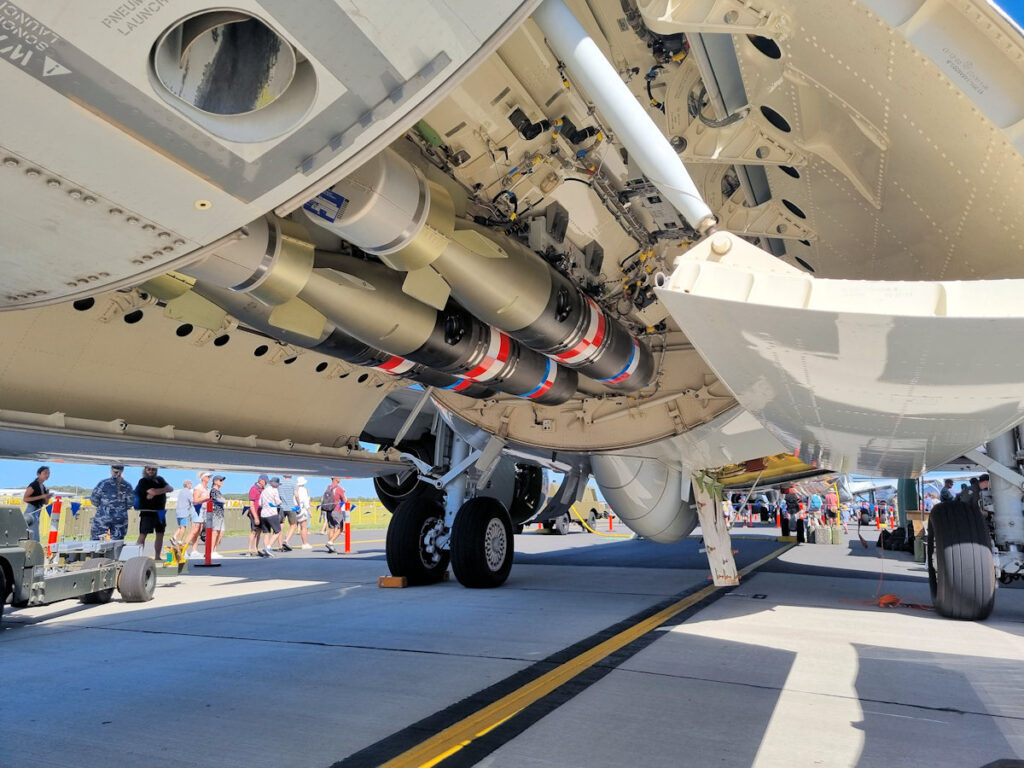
378,576,408,588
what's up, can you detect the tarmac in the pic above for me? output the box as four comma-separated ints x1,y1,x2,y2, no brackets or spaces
1,522,1022,768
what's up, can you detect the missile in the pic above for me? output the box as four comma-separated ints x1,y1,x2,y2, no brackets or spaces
178,217,577,404
302,148,654,391
188,281,493,398
299,260,578,404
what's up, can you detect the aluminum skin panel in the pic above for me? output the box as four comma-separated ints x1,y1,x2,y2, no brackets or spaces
657,232,1024,477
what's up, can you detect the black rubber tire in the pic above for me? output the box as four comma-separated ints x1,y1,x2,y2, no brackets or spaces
586,510,598,532
513,523,524,535
451,497,513,589
928,501,995,620
118,556,156,602
374,440,441,514
0,565,6,624
385,497,450,585
80,558,115,604
554,515,569,536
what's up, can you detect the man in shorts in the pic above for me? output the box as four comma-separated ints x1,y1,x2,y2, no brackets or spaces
135,465,174,561
246,474,268,556
324,477,348,553
172,479,193,547
277,474,298,552
259,477,283,557
206,475,228,558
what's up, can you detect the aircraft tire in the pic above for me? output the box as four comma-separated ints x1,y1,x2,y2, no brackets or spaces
513,523,524,535
385,497,449,585
374,440,441,514
554,515,569,535
451,497,513,589
80,558,115,604
928,501,995,620
0,565,6,624
586,510,598,532
118,556,156,602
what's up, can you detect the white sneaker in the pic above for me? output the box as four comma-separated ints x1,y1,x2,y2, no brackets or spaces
210,551,223,559
301,544,312,550
188,550,202,559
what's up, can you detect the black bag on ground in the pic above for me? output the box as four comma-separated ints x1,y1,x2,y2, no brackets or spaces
877,529,890,548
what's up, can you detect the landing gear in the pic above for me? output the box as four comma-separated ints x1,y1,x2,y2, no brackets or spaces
385,497,450,585
928,501,995,621
451,497,513,588
374,440,440,513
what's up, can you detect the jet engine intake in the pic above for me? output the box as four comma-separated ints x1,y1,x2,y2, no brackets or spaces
591,452,697,543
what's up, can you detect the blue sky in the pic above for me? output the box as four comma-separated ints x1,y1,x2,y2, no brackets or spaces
1000,0,1024,25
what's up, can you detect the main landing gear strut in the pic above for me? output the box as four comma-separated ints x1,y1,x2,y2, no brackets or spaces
384,426,515,588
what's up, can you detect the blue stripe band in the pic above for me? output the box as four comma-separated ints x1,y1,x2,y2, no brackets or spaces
522,357,553,398
596,340,637,383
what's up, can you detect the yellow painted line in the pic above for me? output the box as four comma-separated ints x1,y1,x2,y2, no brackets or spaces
382,542,793,768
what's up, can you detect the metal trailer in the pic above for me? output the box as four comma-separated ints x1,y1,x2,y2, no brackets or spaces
0,506,157,624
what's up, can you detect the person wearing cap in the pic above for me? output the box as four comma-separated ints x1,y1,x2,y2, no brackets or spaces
90,464,135,541
324,477,349,554
258,477,284,556
206,475,228,558
185,472,212,559
284,477,313,550
135,465,174,561
246,474,269,557
172,480,193,549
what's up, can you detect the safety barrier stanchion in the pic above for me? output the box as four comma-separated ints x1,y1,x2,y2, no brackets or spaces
45,496,62,558
194,499,221,568
608,513,614,532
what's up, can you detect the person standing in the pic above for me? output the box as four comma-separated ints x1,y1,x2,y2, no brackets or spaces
172,480,193,547
246,474,268,556
324,477,348,553
206,475,228,558
277,474,298,552
135,465,174,561
22,465,53,542
824,487,839,528
940,478,955,503
90,464,135,541
259,477,283,557
808,491,824,526
185,472,212,559
287,476,313,550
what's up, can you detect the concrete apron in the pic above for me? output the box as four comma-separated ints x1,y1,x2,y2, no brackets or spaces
1,528,1022,768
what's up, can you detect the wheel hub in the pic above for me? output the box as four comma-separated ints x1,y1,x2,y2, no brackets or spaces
418,517,444,568
483,518,507,572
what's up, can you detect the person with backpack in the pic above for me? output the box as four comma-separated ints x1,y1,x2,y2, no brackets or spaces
322,477,348,553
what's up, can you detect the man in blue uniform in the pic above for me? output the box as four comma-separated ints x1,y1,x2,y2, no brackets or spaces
90,464,135,541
